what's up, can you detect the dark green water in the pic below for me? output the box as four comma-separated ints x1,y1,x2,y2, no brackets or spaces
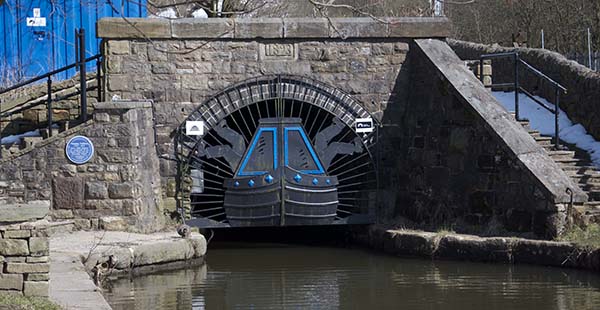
103,244,600,310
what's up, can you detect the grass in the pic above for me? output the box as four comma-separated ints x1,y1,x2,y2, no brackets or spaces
0,293,61,310
558,223,600,250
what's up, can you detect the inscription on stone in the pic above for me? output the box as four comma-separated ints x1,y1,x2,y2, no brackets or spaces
260,43,296,60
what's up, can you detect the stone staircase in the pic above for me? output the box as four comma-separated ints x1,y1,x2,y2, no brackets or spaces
517,117,600,225
0,73,99,157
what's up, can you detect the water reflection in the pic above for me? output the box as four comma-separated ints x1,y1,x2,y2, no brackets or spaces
103,244,600,310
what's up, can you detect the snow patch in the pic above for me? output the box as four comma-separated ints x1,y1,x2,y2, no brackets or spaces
149,8,177,19
192,8,208,19
1,129,41,145
493,91,600,167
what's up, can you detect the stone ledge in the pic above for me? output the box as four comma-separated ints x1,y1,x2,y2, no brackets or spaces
364,227,600,270
97,17,451,39
0,201,50,223
94,100,153,110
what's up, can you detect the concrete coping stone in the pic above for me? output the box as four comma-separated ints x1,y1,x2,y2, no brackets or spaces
371,228,600,271
94,100,153,110
97,17,451,39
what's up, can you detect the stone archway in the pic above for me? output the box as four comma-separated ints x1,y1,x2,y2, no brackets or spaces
176,75,379,228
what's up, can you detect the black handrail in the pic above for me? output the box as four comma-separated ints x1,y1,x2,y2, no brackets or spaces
0,28,102,155
479,52,567,150
0,54,101,95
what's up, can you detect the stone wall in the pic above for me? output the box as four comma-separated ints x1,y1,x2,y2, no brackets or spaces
0,102,163,232
0,221,49,297
97,17,451,210
448,39,600,141
378,39,586,238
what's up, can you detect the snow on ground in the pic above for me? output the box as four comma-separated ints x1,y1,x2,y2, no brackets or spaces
149,8,177,19
493,91,600,167
0,129,41,145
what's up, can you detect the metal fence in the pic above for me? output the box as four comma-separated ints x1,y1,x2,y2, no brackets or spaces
566,52,600,72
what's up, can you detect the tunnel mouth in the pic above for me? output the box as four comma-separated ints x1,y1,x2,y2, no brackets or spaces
176,75,379,228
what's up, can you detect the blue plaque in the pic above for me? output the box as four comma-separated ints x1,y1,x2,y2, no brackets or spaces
65,136,94,164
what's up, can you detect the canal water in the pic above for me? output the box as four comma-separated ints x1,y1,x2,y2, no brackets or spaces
103,243,600,309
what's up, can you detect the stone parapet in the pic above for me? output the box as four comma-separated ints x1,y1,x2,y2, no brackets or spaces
97,17,451,40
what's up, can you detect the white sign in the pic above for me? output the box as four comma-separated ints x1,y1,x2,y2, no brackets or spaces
27,17,46,27
27,9,46,27
186,121,205,136
355,117,374,133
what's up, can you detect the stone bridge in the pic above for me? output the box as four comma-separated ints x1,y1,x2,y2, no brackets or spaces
0,17,586,238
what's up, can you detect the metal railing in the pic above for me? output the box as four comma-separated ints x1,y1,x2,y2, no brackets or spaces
0,28,102,147
479,52,567,150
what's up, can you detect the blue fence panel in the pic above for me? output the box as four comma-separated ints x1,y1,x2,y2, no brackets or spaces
0,0,146,86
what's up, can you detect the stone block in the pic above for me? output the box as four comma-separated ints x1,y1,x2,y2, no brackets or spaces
0,273,23,290
26,256,49,263
387,17,451,38
0,239,29,256
23,281,48,297
98,18,171,39
2,230,31,239
29,238,49,256
108,40,130,55
329,18,387,38
85,182,108,199
49,209,74,220
53,176,84,209
5,263,50,274
0,201,50,222
73,219,92,230
94,112,110,123
108,183,135,199
26,273,49,281
4,256,26,262
172,18,234,38
235,18,283,39
99,216,128,231
283,18,328,38
181,75,208,90
133,240,195,267
107,74,132,91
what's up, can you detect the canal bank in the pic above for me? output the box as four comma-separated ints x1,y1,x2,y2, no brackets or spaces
48,230,206,309
359,225,600,271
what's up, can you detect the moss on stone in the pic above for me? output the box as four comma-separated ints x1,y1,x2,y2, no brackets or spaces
558,224,600,250
0,293,61,310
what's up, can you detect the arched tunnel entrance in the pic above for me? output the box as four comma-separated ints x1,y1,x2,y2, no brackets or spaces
176,75,379,228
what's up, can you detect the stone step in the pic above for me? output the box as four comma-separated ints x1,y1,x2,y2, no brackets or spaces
571,175,600,185
534,136,553,146
583,201,600,208
555,158,588,165
560,165,599,172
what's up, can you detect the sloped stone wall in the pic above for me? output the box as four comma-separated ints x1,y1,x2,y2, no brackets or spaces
378,39,585,238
